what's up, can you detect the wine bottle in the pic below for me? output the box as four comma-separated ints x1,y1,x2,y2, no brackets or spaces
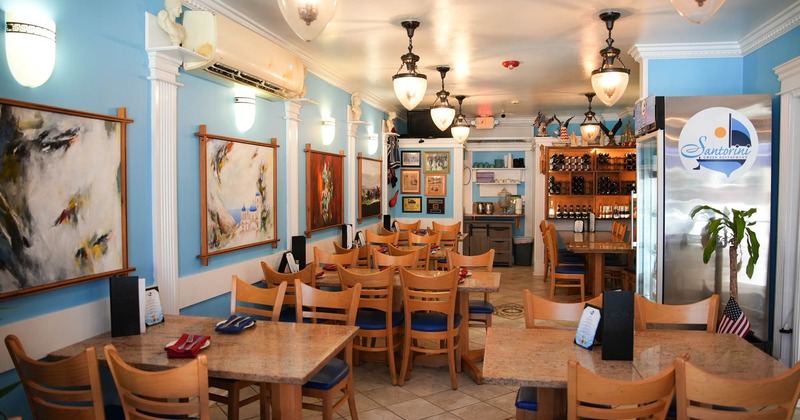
548,200,555,218
556,205,562,219
568,205,575,219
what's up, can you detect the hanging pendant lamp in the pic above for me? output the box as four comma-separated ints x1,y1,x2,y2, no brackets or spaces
430,66,456,131
451,95,471,144
277,0,338,42
392,20,427,110
591,11,630,107
671,0,726,24
579,93,601,143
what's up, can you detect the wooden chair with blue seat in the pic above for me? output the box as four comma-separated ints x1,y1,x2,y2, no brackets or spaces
445,249,495,331
387,243,430,270
372,246,420,270
365,230,399,267
5,334,123,420
634,293,719,332
294,279,361,419
398,267,462,390
390,219,421,246
207,276,287,420
432,228,460,270
338,265,403,385
261,260,317,322
314,246,359,270
408,231,440,270
332,241,369,267
604,221,630,288
544,226,587,301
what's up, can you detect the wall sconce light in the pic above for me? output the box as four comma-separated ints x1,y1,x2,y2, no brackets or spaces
392,20,427,110
451,95,471,144
234,86,256,132
5,11,56,88
579,93,601,143
367,133,379,155
591,11,630,107
671,0,726,24
430,66,455,131
277,0,338,42
321,117,336,145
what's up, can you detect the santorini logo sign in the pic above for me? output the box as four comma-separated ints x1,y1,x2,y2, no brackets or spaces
678,107,758,181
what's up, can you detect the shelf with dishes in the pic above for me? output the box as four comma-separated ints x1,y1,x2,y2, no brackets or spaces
470,167,525,185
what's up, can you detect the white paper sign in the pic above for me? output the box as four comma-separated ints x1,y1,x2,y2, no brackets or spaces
144,285,164,326
575,305,601,349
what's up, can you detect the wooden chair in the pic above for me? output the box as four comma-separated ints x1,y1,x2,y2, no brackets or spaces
338,266,403,385
366,230,399,267
104,343,210,420
398,267,461,390
634,293,719,332
372,246,419,270
408,231,440,270
567,358,676,420
5,335,112,420
294,280,361,419
431,221,461,234
314,246,358,269
387,243,429,269
381,226,410,247
432,228,460,270
522,291,603,330
333,241,369,267
394,220,421,231
675,355,800,419
544,227,586,301
446,249,495,331
208,276,286,420
261,261,317,322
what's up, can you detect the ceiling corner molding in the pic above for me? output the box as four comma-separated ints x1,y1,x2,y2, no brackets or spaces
740,1,800,56
629,42,742,62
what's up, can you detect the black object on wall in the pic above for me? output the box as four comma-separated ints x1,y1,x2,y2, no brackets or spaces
110,276,141,337
291,235,306,268
404,109,452,139
383,215,392,231
601,290,634,360
341,224,352,248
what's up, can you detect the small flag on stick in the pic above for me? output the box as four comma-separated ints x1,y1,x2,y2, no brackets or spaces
718,296,750,338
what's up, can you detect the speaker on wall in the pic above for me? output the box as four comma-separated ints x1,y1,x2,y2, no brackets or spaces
291,235,306,268
341,224,353,248
383,214,392,231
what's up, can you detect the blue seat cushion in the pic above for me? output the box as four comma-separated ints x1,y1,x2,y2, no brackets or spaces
355,308,404,330
515,386,538,411
104,404,125,420
555,265,585,275
410,313,462,332
278,306,312,323
303,358,349,391
559,252,585,263
468,300,494,314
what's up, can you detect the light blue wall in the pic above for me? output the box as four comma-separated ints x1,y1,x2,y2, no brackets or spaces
648,57,744,96
392,148,455,220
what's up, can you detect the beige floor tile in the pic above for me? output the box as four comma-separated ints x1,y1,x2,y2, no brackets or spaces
386,398,445,419
423,389,480,411
364,385,419,406
449,401,514,420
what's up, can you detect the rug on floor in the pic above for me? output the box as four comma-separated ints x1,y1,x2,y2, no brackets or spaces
494,303,524,320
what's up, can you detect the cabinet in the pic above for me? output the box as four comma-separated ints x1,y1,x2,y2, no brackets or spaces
464,220,513,266
544,146,635,220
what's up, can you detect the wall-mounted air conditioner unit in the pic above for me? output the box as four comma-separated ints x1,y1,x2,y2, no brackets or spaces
182,11,306,100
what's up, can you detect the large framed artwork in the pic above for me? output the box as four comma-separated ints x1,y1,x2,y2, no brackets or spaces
305,144,345,237
0,98,133,299
197,125,279,266
357,153,382,224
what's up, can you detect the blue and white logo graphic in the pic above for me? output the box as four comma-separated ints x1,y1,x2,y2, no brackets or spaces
678,107,758,180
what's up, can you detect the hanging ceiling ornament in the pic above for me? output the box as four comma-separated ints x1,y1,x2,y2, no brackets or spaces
591,11,630,107
671,0,726,24
277,0,338,42
392,20,427,110
430,66,456,131
451,95,471,144
579,92,601,143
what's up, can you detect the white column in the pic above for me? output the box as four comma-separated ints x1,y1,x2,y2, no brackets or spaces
284,102,302,238
347,113,358,226
774,56,800,365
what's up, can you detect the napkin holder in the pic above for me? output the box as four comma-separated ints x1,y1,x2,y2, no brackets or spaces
601,290,634,360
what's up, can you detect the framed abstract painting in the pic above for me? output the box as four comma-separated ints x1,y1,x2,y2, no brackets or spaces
305,144,345,236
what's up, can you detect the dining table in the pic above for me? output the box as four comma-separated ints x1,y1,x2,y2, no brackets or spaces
482,327,788,419
560,230,632,297
48,314,358,419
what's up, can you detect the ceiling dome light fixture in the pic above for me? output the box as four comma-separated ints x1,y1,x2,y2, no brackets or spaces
392,20,427,110
591,11,630,107
579,92,601,143
277,0,338,42
430,66,455,131
502,60,520,70
451,95,471,144
671,0,726,24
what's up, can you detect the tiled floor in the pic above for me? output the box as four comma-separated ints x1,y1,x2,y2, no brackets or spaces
209,265,550,420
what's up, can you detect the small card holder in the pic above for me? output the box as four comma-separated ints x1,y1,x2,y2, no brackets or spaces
575,303,602,349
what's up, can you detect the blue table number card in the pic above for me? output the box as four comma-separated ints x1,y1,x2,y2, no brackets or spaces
575,304,602,349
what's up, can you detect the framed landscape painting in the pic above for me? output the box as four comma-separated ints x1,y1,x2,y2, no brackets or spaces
198,126,279,266
358,153,382,224
305,144,345,236
0,98,133,299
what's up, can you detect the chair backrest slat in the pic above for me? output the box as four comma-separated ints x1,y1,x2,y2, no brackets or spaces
522,291,603,329
231,275,286,321
634,293,719,332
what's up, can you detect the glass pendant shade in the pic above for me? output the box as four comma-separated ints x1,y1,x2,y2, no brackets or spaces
277,0,337,42
591,69,629,107
393,75,427,110
580,122,600,143
5,11,56,88
451,95,470,144
671,0,726,24
431,106,455,131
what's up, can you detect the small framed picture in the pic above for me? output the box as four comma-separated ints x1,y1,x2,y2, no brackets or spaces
402,196,422,213
401,150,421,167
423,151,450,173
425,174,446,196
426,198,445,214
400,169,421,194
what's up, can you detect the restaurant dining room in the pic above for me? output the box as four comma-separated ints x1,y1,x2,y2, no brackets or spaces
1,0,800,419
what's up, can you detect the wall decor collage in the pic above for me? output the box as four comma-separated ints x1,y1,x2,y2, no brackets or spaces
399,150,449,214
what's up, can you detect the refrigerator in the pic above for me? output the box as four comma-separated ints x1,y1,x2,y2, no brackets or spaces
634,94,772,342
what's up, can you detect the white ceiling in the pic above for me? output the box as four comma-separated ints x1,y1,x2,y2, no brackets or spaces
191,0,798,120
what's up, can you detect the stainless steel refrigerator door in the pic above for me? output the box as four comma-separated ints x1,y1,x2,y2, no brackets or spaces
662,95,772,340
636,130,664,302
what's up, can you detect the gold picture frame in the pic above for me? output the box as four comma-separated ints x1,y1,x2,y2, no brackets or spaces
423,151,450,173
402,196,422,213
425,174,446,196
400,169,421,194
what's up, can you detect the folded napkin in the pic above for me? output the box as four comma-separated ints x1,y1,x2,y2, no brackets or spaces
165,333,210,358
214,315,256,334
316,271,325,279
458,267,469,279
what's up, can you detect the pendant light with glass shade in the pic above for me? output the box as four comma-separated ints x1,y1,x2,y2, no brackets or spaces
451,95,471,144
392,20,427,110
579,92,601,143
591,11,630,107
430,66,456,131
277,0,338,42
671,0,726,24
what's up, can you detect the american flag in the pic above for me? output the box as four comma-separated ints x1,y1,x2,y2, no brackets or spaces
718,296,750,338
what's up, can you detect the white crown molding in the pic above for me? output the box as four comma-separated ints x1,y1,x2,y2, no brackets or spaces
740,1,800,55
629,42,742,62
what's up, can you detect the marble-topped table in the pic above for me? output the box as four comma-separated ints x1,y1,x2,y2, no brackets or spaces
49,314,358,419
561,231,632,297
482,327,786,419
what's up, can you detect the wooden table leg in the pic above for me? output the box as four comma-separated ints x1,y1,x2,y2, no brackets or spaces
457,290,486,384
537,388,567,419
272,383,302,420
587,253,604,298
